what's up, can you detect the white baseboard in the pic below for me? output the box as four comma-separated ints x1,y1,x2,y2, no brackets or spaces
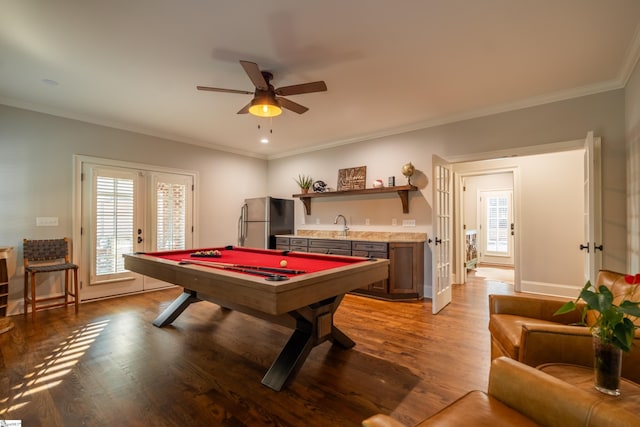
520,280,581,298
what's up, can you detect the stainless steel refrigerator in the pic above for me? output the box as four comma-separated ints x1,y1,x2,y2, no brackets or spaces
238,197,294,249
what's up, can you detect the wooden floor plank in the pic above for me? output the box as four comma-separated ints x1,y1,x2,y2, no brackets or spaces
0,277,513,426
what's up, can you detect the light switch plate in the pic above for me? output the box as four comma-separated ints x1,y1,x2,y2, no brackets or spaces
36,216,59,226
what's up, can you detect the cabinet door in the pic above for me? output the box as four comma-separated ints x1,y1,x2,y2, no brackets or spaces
275,237,290,251
389,242,424,297
0,259,7,316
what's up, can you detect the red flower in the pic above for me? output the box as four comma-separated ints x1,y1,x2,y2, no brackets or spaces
624,273,640,284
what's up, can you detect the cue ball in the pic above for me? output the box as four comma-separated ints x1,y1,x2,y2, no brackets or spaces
280,260,287,267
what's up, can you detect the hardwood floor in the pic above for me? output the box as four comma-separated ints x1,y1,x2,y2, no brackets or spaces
0,277,514,426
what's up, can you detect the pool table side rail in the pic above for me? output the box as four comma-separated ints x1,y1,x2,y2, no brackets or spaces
123,253,389,315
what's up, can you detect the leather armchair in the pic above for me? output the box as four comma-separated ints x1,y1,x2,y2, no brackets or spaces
362,357,640,427
488,269,640,383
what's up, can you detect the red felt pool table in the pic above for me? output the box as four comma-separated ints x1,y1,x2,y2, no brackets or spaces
123,246,389,391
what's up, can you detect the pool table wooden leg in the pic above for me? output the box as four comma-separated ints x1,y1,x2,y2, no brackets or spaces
262,327,315,391
261,294,354,391
330,326,355,348
152,290,200,327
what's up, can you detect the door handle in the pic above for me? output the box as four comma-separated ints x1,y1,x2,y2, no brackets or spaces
138,236,143,244
579,242,589,252
594,243,603,252
435,237,442,245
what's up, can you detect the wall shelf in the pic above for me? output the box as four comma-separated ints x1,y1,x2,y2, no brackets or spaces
293,185,418,215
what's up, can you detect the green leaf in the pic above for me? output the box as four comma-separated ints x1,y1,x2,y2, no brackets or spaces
618,300,640,317
582,286,613,312
554,301,577,316
613,320,635,352
579,289,598,309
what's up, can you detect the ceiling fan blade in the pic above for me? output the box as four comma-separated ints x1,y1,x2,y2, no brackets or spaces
197,86,253,95
240,60,268,90
275,81,327,96
278,97,309,114
237,102,251,114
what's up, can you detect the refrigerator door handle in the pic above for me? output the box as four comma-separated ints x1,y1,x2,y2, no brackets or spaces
238,203,247,246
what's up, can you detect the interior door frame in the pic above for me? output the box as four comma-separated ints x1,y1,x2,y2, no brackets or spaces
447,136,598,294
583,131,602,284
72,155,199,300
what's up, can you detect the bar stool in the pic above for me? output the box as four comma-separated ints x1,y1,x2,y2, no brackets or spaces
23,238,79,319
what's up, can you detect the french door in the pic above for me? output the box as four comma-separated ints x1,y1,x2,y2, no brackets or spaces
432,155,453,314
76,158,195,301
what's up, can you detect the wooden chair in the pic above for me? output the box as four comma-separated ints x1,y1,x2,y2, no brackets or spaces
23,238,79,319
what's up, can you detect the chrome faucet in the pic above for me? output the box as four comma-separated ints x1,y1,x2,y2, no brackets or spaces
334,214,349,237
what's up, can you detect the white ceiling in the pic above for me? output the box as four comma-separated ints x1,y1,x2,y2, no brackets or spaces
2,1,640,159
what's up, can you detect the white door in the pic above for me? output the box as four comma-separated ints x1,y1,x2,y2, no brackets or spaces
479,189,514,265
432,155,453,314
79,162,195,300
582,131,602,284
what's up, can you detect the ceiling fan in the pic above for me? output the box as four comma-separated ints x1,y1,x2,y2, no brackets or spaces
197,60,327,118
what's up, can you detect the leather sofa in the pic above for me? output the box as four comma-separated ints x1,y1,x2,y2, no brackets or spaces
362,357,640,427
488,269,640,383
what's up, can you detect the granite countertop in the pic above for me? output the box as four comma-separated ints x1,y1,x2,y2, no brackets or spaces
276,230,427,243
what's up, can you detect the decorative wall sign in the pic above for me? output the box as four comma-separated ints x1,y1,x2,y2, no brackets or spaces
337,166,366,191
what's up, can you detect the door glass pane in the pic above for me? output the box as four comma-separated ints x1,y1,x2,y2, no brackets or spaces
95,175,134,275
486,195,509,254
156,181,186,250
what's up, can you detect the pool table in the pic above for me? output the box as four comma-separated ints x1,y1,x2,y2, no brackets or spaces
123,246,389,391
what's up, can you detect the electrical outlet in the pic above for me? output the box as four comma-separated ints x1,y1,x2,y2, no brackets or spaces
36,216,59,226
402,219,416,227
391,218,397,226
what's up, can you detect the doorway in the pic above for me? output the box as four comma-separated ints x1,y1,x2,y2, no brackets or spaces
450,146,588,295
454,166,518,289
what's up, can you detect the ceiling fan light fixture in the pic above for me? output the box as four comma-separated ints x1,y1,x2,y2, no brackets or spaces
249,96,282,118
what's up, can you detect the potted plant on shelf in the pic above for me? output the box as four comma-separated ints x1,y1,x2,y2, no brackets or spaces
555,273,640,395
294,174,313,194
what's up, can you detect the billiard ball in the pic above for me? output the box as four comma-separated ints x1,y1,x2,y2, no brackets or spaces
280,260,287,267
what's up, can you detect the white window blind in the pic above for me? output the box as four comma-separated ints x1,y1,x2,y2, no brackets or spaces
95,175,135,276
486,195,509,254
156,181,187,250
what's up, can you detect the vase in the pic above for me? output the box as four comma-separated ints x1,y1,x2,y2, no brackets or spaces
593,333,623,396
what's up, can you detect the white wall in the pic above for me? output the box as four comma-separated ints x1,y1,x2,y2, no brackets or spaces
625,59,640,273
0,105,268,307
268,90,627,291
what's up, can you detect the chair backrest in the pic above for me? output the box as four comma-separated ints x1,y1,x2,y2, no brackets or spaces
587,269,640,327
23,238,71,266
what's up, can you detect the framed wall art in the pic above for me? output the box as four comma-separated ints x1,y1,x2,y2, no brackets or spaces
337,166,366,191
